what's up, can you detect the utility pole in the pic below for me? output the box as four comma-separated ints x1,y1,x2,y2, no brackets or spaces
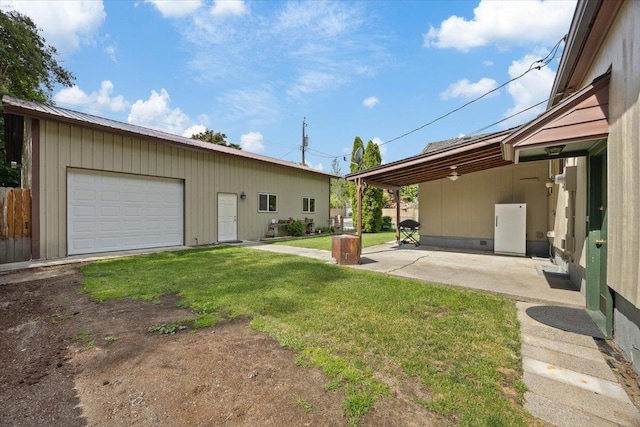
302,117,308,166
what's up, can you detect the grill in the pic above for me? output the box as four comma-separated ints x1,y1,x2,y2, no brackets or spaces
398,219,420,246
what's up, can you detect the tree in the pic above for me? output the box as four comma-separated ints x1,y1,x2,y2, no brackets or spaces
0,9,75,187
191,129,241,150
330,157,348,208
361,140,383,232
348,136,365,228
401,184,418,203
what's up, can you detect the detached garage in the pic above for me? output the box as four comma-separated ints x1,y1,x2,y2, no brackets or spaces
2,95,333,261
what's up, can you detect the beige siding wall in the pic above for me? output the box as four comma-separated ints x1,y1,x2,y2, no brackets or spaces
556,0,640,306
37,120,330,259
418,161,549,243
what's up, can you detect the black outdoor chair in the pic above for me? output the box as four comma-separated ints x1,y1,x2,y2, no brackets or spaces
398,219,420,246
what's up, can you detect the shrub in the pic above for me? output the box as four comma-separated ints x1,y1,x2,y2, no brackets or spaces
287,219,305,237
381,216,392,231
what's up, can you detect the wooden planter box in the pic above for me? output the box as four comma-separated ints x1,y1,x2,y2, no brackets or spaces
331,235,361,265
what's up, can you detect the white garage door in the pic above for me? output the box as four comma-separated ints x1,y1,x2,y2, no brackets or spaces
67,169,184,255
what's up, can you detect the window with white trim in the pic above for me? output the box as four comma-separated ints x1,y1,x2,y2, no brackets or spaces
258,193,277,212
302,197,316,213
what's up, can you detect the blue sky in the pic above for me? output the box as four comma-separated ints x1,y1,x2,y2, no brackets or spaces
2,0,576,174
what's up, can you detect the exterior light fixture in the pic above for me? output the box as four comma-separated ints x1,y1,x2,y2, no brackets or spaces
544,145,565,156
240,191,246,200
448,166,460,181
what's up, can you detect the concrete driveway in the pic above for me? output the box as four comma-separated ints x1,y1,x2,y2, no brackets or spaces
253,240,584,307
354,243,585,307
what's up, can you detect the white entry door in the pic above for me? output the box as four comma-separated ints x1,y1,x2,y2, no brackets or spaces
218,193,238,242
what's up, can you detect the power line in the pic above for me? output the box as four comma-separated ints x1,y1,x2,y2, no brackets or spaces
466,99,547,136
378,34,566,147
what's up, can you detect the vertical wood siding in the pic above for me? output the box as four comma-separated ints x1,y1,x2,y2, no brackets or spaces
37,121,330,259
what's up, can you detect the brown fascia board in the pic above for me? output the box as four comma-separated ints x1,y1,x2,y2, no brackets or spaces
345,129,513,182
502,72,610,161
550,0,623,107
1,95,337,179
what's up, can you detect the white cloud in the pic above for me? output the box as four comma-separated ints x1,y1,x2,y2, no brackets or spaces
144,0,202,18
54,80,128,112
1,0,106,54
363,96,379,108
128,89,192,135
483,60,494,67
440,77,499,100
275,1,360,38
240,132,265,153
183,124,207,138
424,0,575,52
288,71,349,98
183,1,381,107
218,88,280,124
501,49,557,127
105,44,117,62
312,163,324,171
210,0,247,18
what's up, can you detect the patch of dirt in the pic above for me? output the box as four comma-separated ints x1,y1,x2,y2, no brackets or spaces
596,338,640,411
0,265,440,427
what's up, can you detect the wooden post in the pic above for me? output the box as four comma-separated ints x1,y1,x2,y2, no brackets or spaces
357,178,363,259
395,188,401,244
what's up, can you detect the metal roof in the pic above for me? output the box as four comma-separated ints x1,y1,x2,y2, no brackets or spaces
345,129,516,188
1,95,335,178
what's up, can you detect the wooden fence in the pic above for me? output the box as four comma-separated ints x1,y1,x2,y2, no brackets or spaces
0,188,31,263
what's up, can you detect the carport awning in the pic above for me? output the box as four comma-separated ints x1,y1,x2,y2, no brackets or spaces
345,129,514,188
502,72,610,163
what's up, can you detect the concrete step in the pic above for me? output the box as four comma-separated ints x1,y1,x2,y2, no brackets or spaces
517,302,605,338
524,371,640,426
522,334,604,362
520,321,600,347
522,343,617,382
525,391,620,427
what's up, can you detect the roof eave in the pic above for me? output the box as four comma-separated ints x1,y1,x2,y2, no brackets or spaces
550,0,623,107
2,95,337,179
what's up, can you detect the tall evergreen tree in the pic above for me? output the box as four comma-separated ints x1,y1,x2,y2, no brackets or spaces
0,9,75,186
361,140,383,232
348,136,364,227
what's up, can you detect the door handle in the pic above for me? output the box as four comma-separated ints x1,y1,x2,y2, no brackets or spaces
595,239,606,248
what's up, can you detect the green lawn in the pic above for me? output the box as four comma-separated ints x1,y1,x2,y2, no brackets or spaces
81,246,531,426
271,231,397,251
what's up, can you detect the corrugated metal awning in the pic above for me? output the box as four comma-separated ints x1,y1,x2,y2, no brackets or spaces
502,72,610,163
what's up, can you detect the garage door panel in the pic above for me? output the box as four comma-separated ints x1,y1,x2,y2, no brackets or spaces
68,170,184,255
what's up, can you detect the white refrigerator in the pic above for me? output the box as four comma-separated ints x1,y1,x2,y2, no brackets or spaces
494,204,526,256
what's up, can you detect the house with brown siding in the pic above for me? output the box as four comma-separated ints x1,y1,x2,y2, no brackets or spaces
347,0,640,374
2,96,333,259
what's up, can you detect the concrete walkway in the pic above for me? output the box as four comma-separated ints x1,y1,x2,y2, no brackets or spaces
2,241,639,425
250,241,640,426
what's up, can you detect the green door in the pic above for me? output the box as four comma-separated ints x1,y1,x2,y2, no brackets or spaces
586,148,612,338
